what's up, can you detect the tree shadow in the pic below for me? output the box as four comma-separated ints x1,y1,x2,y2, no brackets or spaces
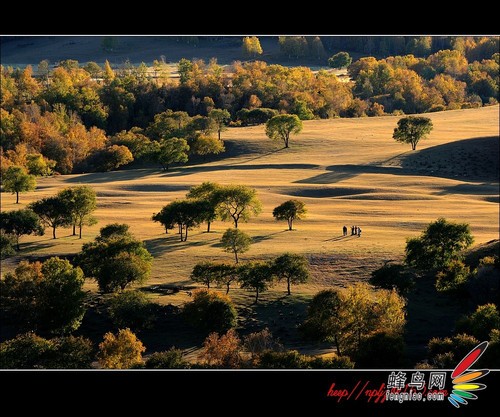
252,230,288,244
144,234,219,256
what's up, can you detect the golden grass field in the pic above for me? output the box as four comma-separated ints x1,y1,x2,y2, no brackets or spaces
2,106,499,293
1,105,499,357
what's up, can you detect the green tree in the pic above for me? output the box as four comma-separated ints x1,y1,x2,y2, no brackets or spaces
370,263,415,295
2,166,36,204
97,328,145,369
108,290,156,332
83,61,102,78
328,52,352,69
272,199,307,231
0,209,44,250
144,349,190,369
215,185,262,228
183,289,237,333
208,108,231,141
190,261,221,289
427,333,480,368
191,135,225,158
405,218,474,270
88,145,134,172
57,186,97,238
435,260,471,293
26,154,56,176
0,234,16,259
154,199,206,242
271,253,310,295
186,182,222,232
29,196,71,239
456,303,500,341
265,114,303,148
1,257,86,334
77,224,153,293
156,137,189,171
393,116,433,150
221,228,252,263
238,261,274,303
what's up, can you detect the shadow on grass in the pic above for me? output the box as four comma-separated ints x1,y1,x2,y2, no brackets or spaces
144,234,219,256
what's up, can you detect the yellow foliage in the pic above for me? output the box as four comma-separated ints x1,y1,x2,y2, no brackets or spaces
97,328,145,369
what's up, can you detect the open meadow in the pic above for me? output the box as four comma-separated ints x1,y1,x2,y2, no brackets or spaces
1,105,499,360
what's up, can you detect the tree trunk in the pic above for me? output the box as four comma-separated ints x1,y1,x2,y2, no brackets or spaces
284,134,289,148
288,218,293,231
79,224,83,239
52,226,57,239
179,225,184,241
16,235,20,251
255,288,259,303
15,191,19,204
287,278,291,295
207,221,211,233
184,226,188,242
234,250,239,263
226,282,230,294
207,281,210,289
234,217,238,228
334,335,341,356
165,227,169,234
73,223,77,236
218,129,221,141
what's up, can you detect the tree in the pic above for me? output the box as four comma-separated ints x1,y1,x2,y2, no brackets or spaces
88,145,134,172
57,186,97,238
156,137,189,171
215,185,262,228
201,329,242,368
144,349,190,369
191,135,225,158
77,224,153,293
272,199,307,231
183,289,237,334
0,209,44,250
242,36,263,58
0,234,16,259
427,333,480,368
2,166,36,204
265,114,303,148
271,253,310,295
370,263,415,295
328,52,352,69
1,257,86,334
190,262,220,289
301,284,406,355
108,291,157,332
29,196,71,239
221,228,252,263
238,261,274,303
186,182,222,232
456,304,500,341
435,260,471,293
243,328,283,359
26,154,55,176
208,109,230,141
97,328,145,369
393,116,433,150
154,199,206,242
405,218,474,270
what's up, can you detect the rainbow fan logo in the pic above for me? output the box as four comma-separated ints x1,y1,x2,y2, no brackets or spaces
448,341,489,408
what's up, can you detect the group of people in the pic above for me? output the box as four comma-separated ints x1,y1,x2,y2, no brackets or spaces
342,225,362,237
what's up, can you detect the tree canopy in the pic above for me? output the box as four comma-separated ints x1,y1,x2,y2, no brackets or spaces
215,185,262,228
393,116,433,150
2,166,36,203
265,114,303,148
272,200,307,230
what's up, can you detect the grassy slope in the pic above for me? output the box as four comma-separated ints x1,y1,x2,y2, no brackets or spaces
1,106,499,360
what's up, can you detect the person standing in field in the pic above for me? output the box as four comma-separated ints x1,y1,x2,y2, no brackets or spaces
358,227,362,237
343,225,347,236
351,226,355,235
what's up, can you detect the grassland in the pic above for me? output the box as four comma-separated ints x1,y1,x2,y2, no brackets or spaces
1,105,499,361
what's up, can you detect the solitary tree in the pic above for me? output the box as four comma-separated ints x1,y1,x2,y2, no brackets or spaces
271,253,310,295
238,262,274,303
393,116,433,150
221,228,252,263
77,224,153,293
57,186,97,238
156,137,190,171
242,36,263,58
272,200,307,230
29,196,71,239
265,114,303,148
208,109,231,141
97,328,145,369
2,166,36,204
186,182,222,232
328,52,352,69
405,218,474,270
0,209,44,250
216,185,262,228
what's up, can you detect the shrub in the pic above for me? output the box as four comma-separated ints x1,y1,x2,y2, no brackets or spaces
108,291,156,332
435,260,470,293
456,304,500,341
370,263,415,295
354,332,406,368
97,328,145,369
427,333,480,368
201,329,241,368
144,348,190,369
243,328,283,359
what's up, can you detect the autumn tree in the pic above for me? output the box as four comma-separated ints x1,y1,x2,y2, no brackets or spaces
265,114,303,148
97,328,145,369
242,36,263,58
183,289,237,333
2,166,36,204
29,196,71,239
155,138,190,171
221,228,252,263
271,253,310,295
208,109,231,141
88,145,134,172
186,182,222,232
0,257,86,334
57,186,97,238
154,199,206,242
77,224,153,293
0,209,44,250
393,116,433,150
191,135,225,158
272,199,307,230
215,185,262,228
238,261,274,303
301,284,406,355
328,52,352,69
201,329,242,368
405,218,474,270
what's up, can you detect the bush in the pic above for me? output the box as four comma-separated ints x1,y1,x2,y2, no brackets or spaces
427,333,479,368
258,350,355,369
243,328,283,359
108,291,156,332
144,348,190,369
97,328,145,369
354,332,406,368
307,355,355,369
467,256,500,305
456,304,500,341
0,234,16,259
370,263,415,295
201,329,241,368
435,260,470,293
183,289,237,334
